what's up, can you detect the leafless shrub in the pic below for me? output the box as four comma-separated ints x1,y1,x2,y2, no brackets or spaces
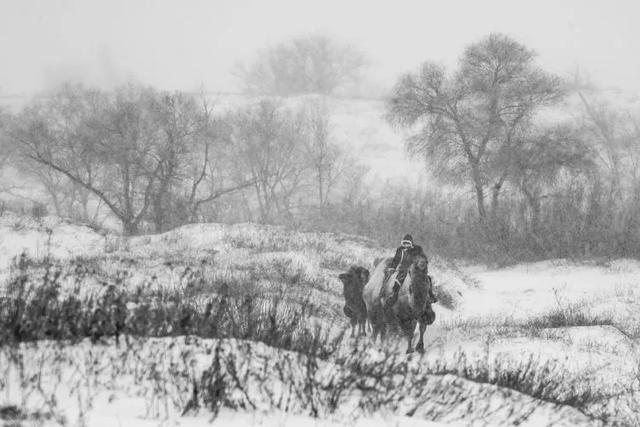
0,253,344,359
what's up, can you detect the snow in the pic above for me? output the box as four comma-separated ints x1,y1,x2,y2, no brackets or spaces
453,259,640,320
90,407,450,427
1,216,640,425
0,214,105,284
1,337,594,427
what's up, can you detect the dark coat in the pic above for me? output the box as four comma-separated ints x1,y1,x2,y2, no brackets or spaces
389,245,427,271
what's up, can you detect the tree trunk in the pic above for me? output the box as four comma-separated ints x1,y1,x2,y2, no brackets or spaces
152,180,170,233
491,182,502,218
471,166,486,222
318,169,325,209
50,191,62,217
522,187,541,235
153,196,164,233
123,220,138,236
79,189,90,222
254,181,270,223
475,186,486,221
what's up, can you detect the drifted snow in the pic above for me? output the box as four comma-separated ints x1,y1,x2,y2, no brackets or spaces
0,214,104,274
1,217,640,425
2,337,594,427
0,218,467,308
454,259,640,322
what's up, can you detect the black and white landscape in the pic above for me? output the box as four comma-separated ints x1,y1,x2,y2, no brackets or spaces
1,1,640,426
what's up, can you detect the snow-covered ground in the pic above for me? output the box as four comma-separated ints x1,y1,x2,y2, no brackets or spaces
450,259,640,322
0,337,595,427
1,216,640,425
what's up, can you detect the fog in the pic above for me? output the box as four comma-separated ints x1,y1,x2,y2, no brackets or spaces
1,0,639,95
6,5,640,425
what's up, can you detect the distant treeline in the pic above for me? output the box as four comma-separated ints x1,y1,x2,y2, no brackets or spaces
1,33,639,263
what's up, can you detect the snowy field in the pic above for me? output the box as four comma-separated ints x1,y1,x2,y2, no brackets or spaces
1,214,640,426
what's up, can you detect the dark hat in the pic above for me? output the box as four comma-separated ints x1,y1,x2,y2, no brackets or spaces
402,234,413,242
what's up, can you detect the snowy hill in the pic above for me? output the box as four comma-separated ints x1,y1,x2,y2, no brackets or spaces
1,215,640,425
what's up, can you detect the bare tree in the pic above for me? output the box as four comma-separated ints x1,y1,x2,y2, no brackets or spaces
11,85,165,235
11,85,257,233
0,107,15,194
578,94,640,249
10,86,106,219
230,100,309,222
236,35,367,96
146,92,208,232
511,125,593,235
10,92,96,221
578,93,625,198
20,163,72,216
302,98,345,209
179,101,255,224
386,33,563,222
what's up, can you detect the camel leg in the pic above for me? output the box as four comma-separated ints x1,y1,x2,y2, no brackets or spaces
368,313,379,341
369,306,386,343
406,336,414,354
399,318,416,354
416,320,427,353
351,318,357,338
416,305,435,352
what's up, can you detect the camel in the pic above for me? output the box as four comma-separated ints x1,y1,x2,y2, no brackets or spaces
362,256,435,353
338,265,369,337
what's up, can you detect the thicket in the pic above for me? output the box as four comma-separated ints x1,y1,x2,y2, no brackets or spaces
0,254,343,359
3,33,640,264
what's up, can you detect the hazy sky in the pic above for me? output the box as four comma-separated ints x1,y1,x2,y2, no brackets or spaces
1,0,639,95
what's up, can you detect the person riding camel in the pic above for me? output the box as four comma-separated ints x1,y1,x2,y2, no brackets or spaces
382,234,437,309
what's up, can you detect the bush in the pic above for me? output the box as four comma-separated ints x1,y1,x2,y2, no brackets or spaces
525,305,614,329
0,254,344,359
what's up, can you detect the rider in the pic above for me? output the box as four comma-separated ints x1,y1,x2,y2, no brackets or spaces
382,234,437,309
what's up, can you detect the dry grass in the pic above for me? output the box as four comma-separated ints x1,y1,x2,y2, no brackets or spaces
3,219,638,425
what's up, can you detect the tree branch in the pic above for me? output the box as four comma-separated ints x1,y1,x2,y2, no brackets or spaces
26,152,124,221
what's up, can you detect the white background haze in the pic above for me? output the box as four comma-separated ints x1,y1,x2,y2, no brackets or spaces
1,0,639,95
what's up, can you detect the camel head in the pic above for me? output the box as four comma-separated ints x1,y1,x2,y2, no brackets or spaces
339,265,370,290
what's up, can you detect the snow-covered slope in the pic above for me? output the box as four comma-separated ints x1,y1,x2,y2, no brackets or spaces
2,216,640,425
0,215,467,311
3,337,595,427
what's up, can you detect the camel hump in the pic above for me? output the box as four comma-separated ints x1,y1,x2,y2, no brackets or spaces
363,257,394,310
373,257,392,268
